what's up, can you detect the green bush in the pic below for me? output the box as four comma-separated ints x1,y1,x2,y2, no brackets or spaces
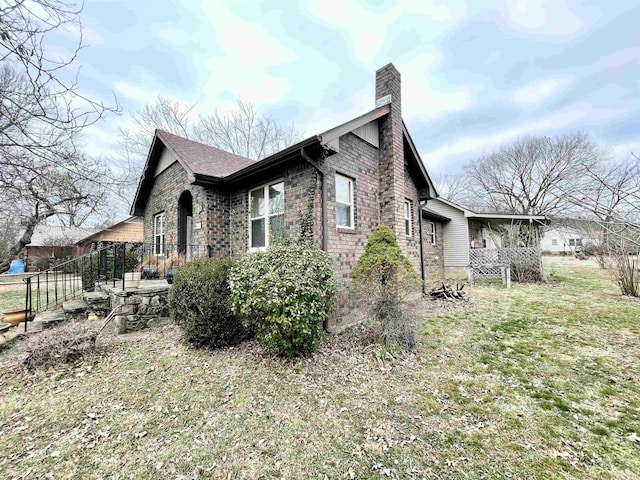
351,225,417,287
169,258,248,348
351,225,419,347
229,244,336,357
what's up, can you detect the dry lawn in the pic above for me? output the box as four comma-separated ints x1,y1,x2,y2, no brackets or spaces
0,256,638,479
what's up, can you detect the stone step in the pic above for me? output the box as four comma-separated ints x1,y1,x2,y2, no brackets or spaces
83,291,110,305
32,310,67,331
62,299,88,314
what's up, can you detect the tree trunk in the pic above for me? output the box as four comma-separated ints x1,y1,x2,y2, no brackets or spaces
0,217,38,274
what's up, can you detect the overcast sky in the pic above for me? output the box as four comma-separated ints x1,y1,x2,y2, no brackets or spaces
73,0,639,179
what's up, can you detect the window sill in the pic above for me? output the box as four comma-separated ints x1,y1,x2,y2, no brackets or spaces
337,227,357,234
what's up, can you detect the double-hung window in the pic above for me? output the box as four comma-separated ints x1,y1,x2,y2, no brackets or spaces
404,199,413,236
249,180,284,250
336,174,354,228
153,212,165,256
428,221,436,245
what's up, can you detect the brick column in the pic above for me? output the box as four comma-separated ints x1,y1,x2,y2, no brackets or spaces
376,63,406,245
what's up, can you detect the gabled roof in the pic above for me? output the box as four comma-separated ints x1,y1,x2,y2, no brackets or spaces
131,130,258,215
19,225,99,247
156,130,255,178
131,105,438,214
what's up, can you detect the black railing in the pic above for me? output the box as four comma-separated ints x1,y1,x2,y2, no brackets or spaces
133,243,212,280
22,242,212,328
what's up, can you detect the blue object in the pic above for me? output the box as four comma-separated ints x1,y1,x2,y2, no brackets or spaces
5,259,25,274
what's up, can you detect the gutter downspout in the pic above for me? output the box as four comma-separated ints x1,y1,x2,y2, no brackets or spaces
418,200,426,295
300,147,328,251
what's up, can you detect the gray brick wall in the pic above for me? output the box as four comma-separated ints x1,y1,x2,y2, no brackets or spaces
422,219,445,285
322,133,379,281
229,162,319,256
143,161,208,248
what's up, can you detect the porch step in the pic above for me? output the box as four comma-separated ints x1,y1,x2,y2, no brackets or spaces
31,310,67,331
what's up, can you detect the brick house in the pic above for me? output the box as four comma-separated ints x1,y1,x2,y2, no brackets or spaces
130,64,445,295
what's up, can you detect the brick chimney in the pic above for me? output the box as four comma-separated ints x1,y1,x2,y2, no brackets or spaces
376,63,406,243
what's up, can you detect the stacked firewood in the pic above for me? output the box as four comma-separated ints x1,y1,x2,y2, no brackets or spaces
429,282,467,301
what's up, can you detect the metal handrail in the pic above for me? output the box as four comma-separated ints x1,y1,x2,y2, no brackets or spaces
21,242,213,331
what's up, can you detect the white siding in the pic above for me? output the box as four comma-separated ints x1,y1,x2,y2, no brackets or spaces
426,198,469,268
352,120,379,148
154,146,178,177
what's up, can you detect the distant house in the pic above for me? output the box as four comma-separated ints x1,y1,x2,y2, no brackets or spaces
424,198,547,277
76,216,143,247
540,221,601,254
18,224,98,267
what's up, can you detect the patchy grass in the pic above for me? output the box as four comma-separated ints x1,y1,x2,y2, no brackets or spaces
0,287,27,313
0,257,638,478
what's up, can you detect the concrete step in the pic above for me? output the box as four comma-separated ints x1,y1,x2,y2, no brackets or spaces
62,299,88,314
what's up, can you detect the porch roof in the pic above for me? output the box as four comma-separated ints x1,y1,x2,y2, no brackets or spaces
467,212,548,224
421,207,451,223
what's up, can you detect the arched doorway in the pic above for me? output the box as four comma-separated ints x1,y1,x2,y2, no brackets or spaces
178,190,193,259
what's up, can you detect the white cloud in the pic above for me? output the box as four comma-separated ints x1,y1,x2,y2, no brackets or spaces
490,0,591,37
398,52,473,122
306,0,460,65
422,102,625,170
113,81,171,105
196,2,297,108
508,77,573,107
609,141,640,160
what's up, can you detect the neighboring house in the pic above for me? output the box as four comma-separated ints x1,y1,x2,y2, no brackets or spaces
76,216,144,247
540,222,600,254
130,64,440,297
425,198,547,277
19,224,98,267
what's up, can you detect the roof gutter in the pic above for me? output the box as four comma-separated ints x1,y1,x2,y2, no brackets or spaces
222,135,322,186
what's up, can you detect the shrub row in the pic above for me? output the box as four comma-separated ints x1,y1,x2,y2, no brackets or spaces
169,244,336,357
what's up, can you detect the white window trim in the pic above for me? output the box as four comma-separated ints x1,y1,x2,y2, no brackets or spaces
248,179,284,251
404,199,413,237
429,221,436,245
153,212,165,256
335,173,355,229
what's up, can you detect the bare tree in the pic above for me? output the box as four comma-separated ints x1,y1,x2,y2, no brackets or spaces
196,100,300,160
0,0,119,272
433,172,471,204
119,97,302,182
466,132,600,216
568,156,640,231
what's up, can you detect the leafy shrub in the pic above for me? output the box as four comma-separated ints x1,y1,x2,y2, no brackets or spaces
169,258,248,348
351,225,419,347
229,244,336,357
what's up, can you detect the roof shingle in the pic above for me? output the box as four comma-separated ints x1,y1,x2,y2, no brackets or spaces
156,130,255,178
